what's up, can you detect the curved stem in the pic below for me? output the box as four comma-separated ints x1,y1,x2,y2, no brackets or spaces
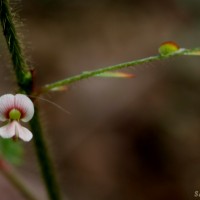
0,0,32,92
42,48,200,92
0,1,62,200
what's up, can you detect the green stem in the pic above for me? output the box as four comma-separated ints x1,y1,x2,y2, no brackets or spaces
0,0,32,93
43,48,200,92
0,158,38,200
0,1,62,200
29,105,62,200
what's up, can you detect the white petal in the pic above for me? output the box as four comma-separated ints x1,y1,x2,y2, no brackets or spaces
15,122,33,142
14,94,34,122
0,121,16,138
0,94,15,121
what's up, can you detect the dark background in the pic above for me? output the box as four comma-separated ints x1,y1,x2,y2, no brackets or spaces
1,0,200,199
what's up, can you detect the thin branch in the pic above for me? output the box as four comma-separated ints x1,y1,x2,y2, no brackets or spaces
42,48,200,92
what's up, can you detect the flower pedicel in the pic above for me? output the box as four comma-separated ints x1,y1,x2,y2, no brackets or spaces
0,94,34,142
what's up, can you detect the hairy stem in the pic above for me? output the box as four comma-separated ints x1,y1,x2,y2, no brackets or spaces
0,158,38,200
43,48,200,92
29,105,62,200
0,0,32,92
0,1,62,200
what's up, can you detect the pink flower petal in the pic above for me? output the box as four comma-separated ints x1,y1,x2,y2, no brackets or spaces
15,122,33,142
14,94,34,122
0,94,15,121
0,121,16,138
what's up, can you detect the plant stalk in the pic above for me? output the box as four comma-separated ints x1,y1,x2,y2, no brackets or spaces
29,105,62,200
0,1,62,200
43,48,200,92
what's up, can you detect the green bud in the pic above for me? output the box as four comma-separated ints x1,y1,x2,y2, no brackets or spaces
159,41,179,56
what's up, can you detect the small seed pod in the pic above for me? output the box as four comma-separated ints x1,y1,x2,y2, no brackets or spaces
158,41,179,55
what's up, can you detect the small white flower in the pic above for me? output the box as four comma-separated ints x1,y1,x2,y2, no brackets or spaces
0,94,34,142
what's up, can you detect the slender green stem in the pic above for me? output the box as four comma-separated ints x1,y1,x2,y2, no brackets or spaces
0,158,38,200
42,55,163,92
43,48,200,92
29,105,62,200
0,1,62,200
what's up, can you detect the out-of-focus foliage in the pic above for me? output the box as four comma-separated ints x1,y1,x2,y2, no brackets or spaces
0,139,23,166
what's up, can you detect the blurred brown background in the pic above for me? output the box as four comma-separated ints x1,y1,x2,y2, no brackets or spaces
1,0,200,199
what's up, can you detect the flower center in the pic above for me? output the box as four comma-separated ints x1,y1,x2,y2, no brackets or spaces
9,109,21,120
